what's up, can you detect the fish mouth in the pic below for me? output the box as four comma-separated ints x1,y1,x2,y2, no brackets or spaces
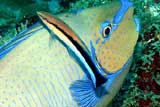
106,57,132,78
90,40,132,78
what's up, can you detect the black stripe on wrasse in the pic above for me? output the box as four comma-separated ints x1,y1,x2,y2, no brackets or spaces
41,15,107,87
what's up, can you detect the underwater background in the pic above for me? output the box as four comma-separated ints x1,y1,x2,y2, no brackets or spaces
0,0,159,107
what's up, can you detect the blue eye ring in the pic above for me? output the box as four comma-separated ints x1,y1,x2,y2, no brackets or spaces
100,20,112,39
102,25,112,38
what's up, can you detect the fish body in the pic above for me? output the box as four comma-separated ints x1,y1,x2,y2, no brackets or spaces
0,0,139,107
0,26,82,107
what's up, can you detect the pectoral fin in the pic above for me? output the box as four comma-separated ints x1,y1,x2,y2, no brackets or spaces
69,80,99,107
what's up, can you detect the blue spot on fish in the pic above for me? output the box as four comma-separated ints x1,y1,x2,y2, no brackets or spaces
96,38,100,44
102,37,110,44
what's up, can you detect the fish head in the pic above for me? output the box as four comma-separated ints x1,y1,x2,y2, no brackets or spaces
93,6,138,74
58,0,138,74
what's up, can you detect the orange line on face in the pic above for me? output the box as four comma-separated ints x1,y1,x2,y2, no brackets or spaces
37,12,89,54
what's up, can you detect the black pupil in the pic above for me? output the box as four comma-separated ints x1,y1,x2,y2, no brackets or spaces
105,27,110,35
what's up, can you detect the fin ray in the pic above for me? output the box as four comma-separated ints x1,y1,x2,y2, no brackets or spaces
69,80,99,107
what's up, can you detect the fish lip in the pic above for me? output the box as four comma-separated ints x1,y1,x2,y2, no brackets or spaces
106,57,132,78
96,55,131,79
90,40,132,79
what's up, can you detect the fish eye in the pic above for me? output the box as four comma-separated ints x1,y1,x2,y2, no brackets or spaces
100,20,112,40
102,25,112,38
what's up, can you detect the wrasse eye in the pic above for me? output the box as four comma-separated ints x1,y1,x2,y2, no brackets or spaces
102,25,112,38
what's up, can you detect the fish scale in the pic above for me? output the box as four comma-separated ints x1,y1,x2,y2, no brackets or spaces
0,28,85,107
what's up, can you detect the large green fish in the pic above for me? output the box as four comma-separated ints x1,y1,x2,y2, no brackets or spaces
0,0,139,107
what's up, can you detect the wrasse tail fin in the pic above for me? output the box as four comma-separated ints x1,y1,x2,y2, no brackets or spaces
69,80,99,107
